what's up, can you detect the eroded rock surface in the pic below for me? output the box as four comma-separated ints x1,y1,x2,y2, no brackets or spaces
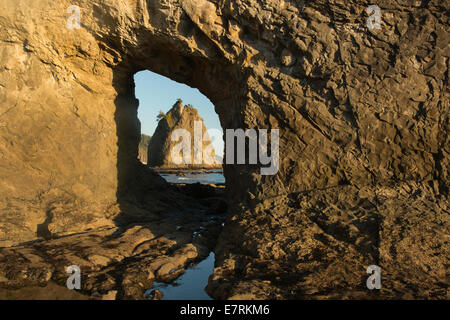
0,0,448,299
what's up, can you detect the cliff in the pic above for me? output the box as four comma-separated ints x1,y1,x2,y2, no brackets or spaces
0,0,447,299
138,134,152,164
147,100,221,169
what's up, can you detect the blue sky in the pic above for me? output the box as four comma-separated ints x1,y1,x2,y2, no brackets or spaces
135,70,224,157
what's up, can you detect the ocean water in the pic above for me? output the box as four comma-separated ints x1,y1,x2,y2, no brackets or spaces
158,169,225,185
145,252,215,300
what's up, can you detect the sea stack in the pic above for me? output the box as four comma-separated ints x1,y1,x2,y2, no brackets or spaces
147,99,221,169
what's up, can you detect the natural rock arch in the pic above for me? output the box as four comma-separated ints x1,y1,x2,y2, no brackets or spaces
0,0,448,299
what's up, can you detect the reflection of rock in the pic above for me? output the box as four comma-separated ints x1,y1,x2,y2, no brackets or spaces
147,100,221,169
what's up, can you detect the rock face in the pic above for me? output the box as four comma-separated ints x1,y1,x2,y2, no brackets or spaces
0,183,227,300
138,134,152,164
147,99,221,168
0,0,448,299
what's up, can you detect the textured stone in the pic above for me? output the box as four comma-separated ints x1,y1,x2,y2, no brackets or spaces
0,183,226,299
148,99,220,168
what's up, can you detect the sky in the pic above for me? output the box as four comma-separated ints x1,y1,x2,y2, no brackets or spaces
134,70,224,157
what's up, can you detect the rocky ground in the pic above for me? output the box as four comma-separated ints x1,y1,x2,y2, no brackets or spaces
0,183,227,300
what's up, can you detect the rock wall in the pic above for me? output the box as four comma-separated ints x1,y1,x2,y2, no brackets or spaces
0,0,448,298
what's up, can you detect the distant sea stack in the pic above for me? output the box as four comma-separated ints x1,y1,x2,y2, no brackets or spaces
138,134,152,164
147,99,221,169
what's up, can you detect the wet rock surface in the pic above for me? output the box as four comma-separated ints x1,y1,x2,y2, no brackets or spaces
0,184,227,300
0,0,448,299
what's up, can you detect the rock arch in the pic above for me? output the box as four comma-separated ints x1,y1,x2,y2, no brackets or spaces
0,0,448,298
